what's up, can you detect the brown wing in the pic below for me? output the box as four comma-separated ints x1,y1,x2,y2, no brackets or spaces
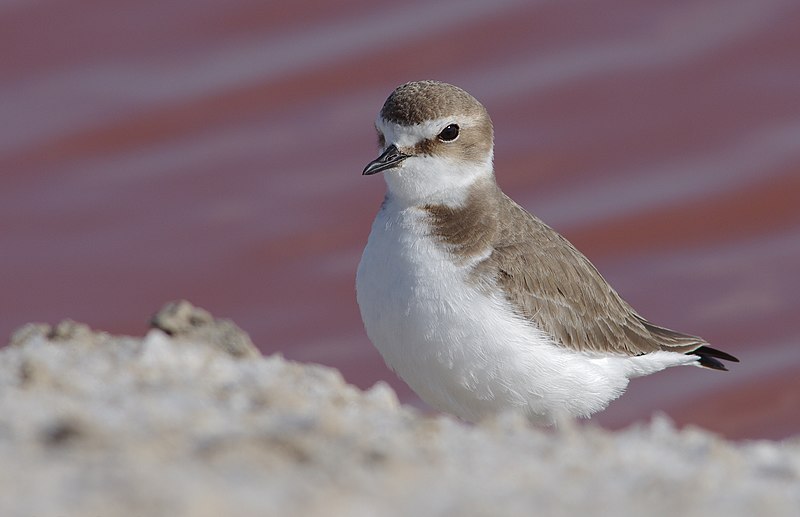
487,195,707,356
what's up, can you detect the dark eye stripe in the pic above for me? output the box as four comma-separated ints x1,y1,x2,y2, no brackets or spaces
411,138,437,155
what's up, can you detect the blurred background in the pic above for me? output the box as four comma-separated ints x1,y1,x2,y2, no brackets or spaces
1,0,798,440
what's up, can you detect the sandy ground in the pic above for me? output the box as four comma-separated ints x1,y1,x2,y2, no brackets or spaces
0,302,797,517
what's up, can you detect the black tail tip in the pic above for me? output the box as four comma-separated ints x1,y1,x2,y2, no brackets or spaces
692,345,740,371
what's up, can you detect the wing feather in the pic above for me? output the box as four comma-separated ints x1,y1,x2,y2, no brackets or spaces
486,195,706,356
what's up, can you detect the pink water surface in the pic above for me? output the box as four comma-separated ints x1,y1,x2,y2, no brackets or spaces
2,0,799,439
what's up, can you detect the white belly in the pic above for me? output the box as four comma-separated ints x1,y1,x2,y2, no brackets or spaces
356,201,640,424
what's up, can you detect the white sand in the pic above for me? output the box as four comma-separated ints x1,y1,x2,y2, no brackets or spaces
0,303,797,517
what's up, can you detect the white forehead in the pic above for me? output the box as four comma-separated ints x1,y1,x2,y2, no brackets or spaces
376,114,481,148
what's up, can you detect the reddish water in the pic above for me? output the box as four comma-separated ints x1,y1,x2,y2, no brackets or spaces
2,0,798,440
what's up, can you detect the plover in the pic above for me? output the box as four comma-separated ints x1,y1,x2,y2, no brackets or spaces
356,80,738,424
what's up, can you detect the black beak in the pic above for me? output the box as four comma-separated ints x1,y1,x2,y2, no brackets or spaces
362,144,410,175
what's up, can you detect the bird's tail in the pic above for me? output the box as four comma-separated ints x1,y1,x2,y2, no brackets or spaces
691,346,740,371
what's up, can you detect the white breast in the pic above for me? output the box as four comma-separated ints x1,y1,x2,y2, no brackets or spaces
355,198,655,424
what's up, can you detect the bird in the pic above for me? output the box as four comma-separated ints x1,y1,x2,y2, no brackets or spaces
355,80,738,425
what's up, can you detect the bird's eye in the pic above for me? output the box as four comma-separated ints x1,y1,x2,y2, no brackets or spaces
437,124,459,142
